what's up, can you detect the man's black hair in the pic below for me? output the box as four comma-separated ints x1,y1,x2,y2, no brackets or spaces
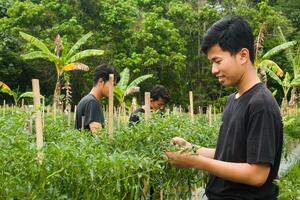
150,85,170,103
201,16,255,63
93,64,120,86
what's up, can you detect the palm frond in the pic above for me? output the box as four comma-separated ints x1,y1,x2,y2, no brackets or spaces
19,32,52,54
21,51,59,63
63,63,89,72
125,74,153,96
65,32,93,60
66,50,104,63
117,68,130,92
262,41,297,60
259,59,284,77
264,67,283,86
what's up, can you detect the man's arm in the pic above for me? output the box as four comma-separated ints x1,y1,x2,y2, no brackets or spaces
89,122,102,133
166,152,270,187
171,137,215,159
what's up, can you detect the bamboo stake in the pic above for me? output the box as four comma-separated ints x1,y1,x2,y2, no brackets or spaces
108,74,114,138
67,106,71,128
208,105,212,126
117,106,121,128
179,105,182,114
160,190,163,200
53,102,56,122
131,97,137,112
189,91,194,122
81,116,85,130
144,92,151,122
32,79,44,164
199,106,202,115
3,100,5,117
213,105,216,122
42,97,45,127
73,105,77,126
21,98,24,110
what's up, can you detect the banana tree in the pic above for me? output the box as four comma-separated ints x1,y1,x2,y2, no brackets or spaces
265,68,300,114
278,27,300,111
0,81,44,105
19,32,104,106
114,68,153,124
114,68,153,105
254,23,296,83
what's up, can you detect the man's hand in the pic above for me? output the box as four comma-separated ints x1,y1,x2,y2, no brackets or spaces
165,151,198,168
171,137,192,149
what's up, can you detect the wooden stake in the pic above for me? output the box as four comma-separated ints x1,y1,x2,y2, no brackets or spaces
208,105,212,126
32,79,44,164
73,105,77,126
53,102,56,122
117,106,121,128
179,105,182,114
108,74,114,138
21,98,24,110
81,116,85,130
199,106,202,115
67,106,71,128
131,97,137,112
160,190,164,200
3,100,5,117
144,92,150,122
189,91,194,122
42,97,45,127
213,105,216,122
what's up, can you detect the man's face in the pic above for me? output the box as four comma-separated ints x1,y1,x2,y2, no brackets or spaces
99,79,117,98
150,97,165,111
207,44,245,87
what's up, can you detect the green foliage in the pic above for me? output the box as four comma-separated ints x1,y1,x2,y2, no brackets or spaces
276,159,300,200
0,108,219,199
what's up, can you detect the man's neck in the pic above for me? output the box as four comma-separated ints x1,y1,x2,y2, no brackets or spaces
235,65,261,98
90,87,102,101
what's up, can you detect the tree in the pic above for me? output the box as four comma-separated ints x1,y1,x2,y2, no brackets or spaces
19,31,104,106
277,27,300,112
254,23,297,83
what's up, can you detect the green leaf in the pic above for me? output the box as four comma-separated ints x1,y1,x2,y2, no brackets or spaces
258,59,284,77
278,26,295,66
283,72,291,87
21,51,59,63
19,32,52,54
117,68,130,92
264,67,283,86
290,78,300,86
125,74,153,96
65,32,93,60
66,50,104,63
262,41,297,60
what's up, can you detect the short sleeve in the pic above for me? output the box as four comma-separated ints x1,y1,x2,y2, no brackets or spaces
246,109,280,166
84,101,104,128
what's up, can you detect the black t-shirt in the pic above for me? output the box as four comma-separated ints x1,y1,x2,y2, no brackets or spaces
128,107,145,126
205,83,283,200
75,93,104,130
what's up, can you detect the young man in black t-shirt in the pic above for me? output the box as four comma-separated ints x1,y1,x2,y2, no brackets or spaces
75,64,120,133
166,16,283,200
128,85,170,126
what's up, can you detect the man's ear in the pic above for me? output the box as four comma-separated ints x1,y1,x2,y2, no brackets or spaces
239,48,249,64
97,78,104,86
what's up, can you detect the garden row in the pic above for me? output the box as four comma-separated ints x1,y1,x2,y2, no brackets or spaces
0,107,299,199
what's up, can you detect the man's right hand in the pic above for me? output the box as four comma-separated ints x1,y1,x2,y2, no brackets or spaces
171,137,192,149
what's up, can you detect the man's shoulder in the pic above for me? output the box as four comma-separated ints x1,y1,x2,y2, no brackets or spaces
132,107,145,114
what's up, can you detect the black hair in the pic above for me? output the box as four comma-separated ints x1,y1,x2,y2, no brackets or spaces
150,85,170,103
93,64,120,86
201,16,255,63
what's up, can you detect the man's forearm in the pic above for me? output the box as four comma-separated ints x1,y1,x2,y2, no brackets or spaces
191,155,270,187
196,147,215,159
